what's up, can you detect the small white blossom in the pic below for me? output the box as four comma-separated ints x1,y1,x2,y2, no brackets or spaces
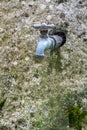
25,57,29,61
11,61,18,66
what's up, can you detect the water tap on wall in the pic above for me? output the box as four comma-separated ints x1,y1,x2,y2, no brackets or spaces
33,23,66,58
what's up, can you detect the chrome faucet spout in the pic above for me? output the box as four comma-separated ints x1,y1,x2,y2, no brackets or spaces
36,37,55,58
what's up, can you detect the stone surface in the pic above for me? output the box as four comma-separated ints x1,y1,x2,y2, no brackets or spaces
0,0,87,130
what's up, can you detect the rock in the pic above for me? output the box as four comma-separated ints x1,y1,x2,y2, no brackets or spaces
56,4,64,10
39,4,46,10
0,28,4,33
21,1,26,6
46,15,53,21
45,0,51,3
49,5,54,10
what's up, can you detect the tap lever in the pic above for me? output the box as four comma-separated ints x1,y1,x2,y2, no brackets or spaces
33,23,55,31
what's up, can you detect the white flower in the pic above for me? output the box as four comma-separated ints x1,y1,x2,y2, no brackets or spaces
11,61,18,66
25,57,29,61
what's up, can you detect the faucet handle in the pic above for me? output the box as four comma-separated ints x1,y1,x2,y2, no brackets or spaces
33,23,55,30
33,23,41,29
47,24,55,29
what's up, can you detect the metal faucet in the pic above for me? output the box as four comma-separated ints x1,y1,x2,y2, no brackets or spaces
33,23,65,58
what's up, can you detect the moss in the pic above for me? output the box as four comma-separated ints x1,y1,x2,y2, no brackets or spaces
47,49,62,74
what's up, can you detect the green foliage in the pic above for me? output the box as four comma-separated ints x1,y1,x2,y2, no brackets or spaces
0,98,6,111
45,96,68,130
67,105,87,130
63,91,87,130
48,49,62,74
